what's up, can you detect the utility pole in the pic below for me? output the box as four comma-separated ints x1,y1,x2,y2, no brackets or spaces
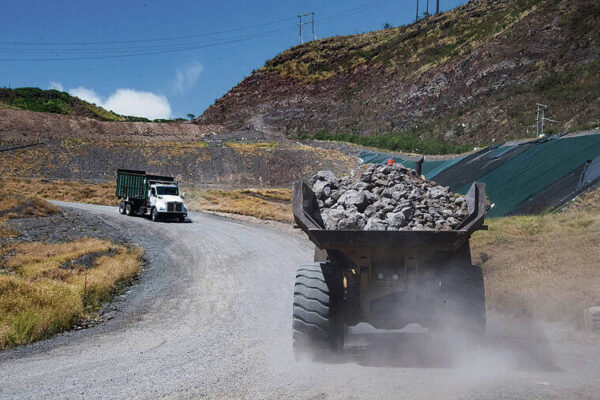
426,0,429,17
536,103,546,137
436,0,440,14
416,0,419,21
536,103,558,137
297,12,315,44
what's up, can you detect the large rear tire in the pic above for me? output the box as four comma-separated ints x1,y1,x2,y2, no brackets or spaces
436,263,486,338
118,201,126,215
292,263,344,361
125,203,134,216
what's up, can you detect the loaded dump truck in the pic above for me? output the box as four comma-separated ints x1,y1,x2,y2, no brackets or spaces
291,180,487,359
116,169,187,222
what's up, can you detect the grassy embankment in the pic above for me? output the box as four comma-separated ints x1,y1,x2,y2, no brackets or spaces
471,187,600,328
0,194,142,350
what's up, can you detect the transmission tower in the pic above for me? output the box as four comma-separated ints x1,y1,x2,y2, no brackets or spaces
297,12,315,44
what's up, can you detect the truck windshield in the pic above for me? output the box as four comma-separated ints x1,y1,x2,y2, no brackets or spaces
156,186,179,196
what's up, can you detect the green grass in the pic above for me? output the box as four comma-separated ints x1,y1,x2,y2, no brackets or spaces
0,87,126,121
295,130,474,155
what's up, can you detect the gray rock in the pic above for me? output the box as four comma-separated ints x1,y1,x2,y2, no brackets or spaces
386,212,407,228
309,163,469,232
365,217,387,230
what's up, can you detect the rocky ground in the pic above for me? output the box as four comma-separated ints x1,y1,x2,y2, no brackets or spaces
1,207,129,246
312,163,468,231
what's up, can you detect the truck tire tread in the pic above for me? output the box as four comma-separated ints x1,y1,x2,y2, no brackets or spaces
292,263,343,360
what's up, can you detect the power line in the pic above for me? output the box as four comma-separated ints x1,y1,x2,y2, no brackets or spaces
0,16,298,46
0,0,396,63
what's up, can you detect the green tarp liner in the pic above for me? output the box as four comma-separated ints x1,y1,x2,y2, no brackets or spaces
453,135,600,217
433,144,532,191
358,134,600,217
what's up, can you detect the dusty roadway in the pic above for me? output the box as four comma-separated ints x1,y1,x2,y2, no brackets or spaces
1,203,599,399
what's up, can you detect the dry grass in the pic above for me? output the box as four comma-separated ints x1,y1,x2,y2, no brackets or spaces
0,192,59,237
225,142,278,156
471,206,600,328
0,176,117,206
561,185,600,214
185,188,293,223
0,238,142,349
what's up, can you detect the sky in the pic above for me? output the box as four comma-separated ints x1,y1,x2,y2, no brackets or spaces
0,0,468,120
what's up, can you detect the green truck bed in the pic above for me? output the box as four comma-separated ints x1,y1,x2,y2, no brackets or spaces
116,169,175,200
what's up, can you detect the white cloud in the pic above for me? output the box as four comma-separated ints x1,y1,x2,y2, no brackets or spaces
103,89,171,120
49,82,64,91
69,87,103,106
66,86,171,120
173,61,203,94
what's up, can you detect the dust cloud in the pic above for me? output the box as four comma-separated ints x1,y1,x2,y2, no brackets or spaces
263,311,571,398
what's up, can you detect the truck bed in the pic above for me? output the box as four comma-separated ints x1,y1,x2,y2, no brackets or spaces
292,180,487,252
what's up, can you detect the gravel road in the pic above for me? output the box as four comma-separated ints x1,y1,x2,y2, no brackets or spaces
1,202,599,399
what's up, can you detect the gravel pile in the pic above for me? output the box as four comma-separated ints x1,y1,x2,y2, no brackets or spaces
310,163,469,231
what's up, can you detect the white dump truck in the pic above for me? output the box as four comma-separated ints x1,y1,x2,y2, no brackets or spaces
116,169,188,222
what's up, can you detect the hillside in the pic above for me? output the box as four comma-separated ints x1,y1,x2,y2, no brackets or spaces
0,108,356,187
198,0,600,152
0,87,156,122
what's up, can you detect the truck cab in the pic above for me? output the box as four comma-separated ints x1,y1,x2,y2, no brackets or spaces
148,184,188,221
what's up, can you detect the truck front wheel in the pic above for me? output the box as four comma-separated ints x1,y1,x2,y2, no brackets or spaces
292,263,344,361
151,208,160,222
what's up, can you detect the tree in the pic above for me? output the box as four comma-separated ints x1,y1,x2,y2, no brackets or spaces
383,22,392,29
186,113,195,120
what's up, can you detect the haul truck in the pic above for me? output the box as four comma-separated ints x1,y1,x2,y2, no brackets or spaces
116,169,187,222
291,181,487,359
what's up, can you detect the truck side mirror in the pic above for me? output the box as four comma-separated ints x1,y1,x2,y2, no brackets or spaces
182,192,186,199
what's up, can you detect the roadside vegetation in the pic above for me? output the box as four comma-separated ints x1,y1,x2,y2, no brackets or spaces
295,130,473,155
0,238,142,349
471,187,600,328
185,188,292,223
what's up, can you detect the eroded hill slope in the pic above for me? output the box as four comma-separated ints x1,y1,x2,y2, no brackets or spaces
198,0,599,147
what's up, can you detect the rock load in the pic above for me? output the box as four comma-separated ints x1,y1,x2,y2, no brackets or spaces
309,163,469,231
